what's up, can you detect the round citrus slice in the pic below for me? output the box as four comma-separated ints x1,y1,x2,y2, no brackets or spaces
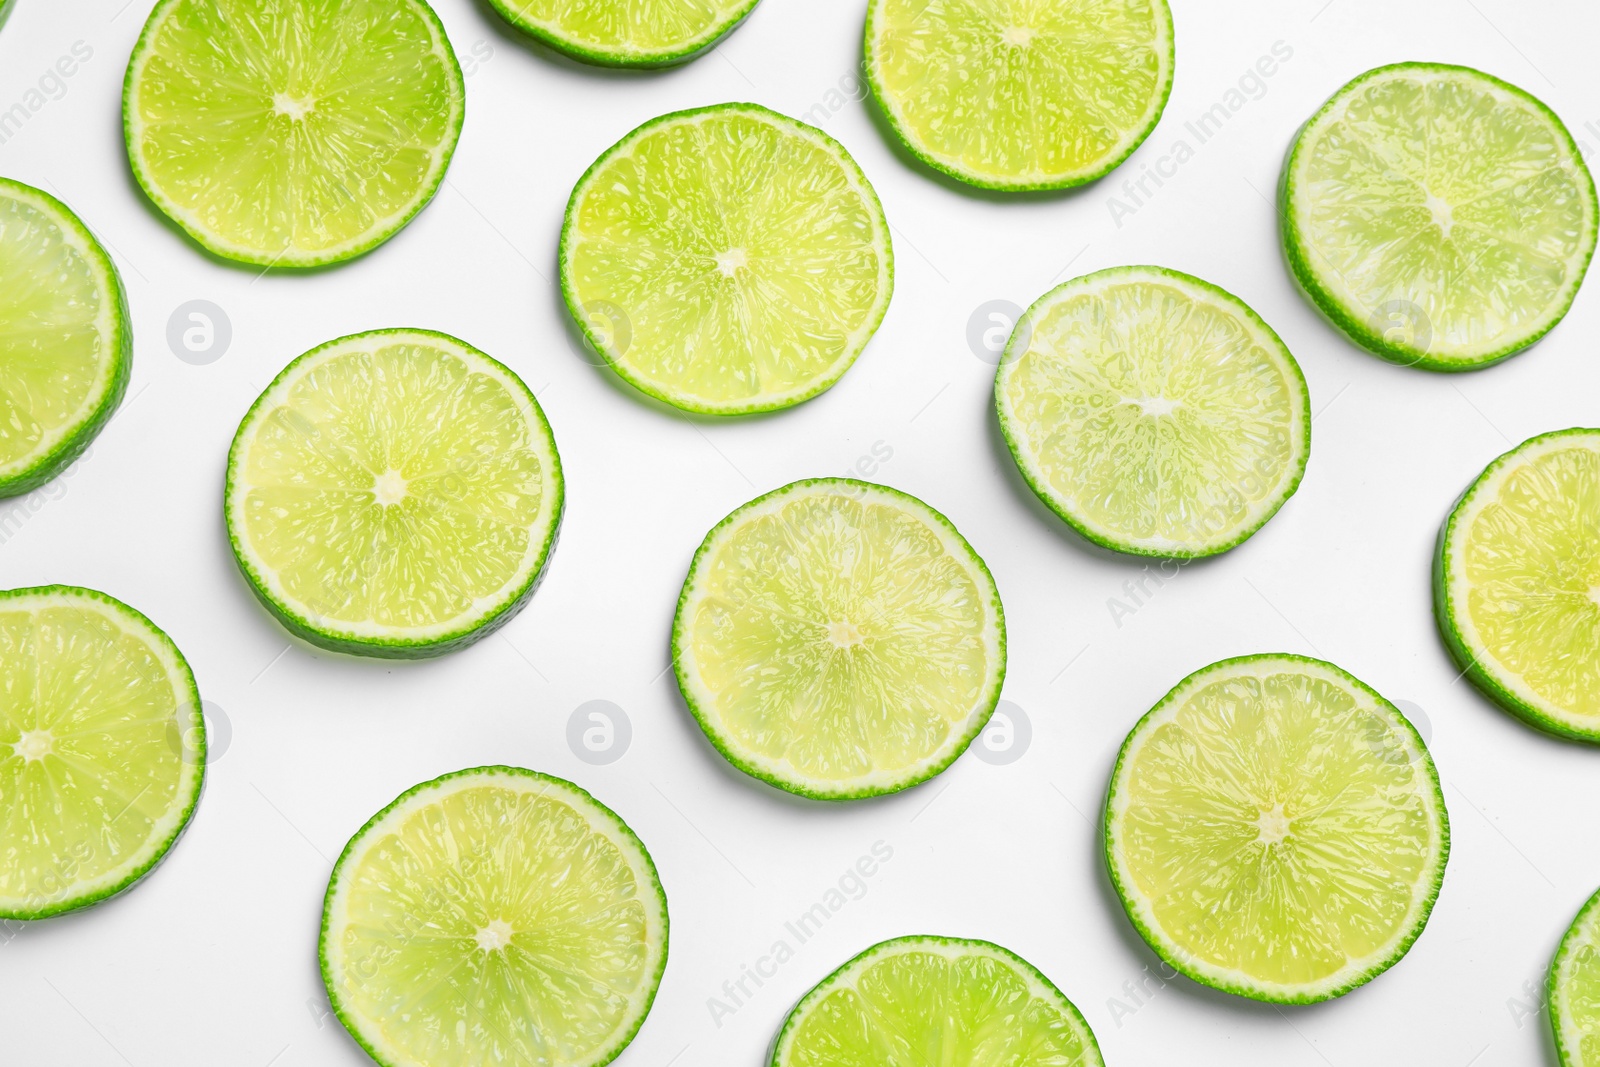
321,767,668,1067
560,103,893,415
1552,887,1600,1067
0,178,129,498
0,586,204,920
773,936,1103,1067
486,0,761,67
673,479,1005,800
1282,62,1598,370
124,0,465,268
224,329,563,658
995,266,1310,558
864,0,1174,190
1435,428,1600,742
1104,654,1449,1003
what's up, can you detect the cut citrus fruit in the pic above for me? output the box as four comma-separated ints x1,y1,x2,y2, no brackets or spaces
486,0,761,67
1435,428,1600,742
0,178,129,498
124,0,465,267
224,329,563,658
561,103,893,414
864,0,1174,190
1552,887,1600,1067
773,936,1103,1067
673,479,1004,800
321,767,668,1067
1104,654,1449,1003
995,266,1309,558
0,586,204,920
1282,62,1597,370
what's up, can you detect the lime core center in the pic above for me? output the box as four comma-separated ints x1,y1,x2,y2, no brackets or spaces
473,919,513,952
1423,190,1454,240
1002,26,1035,46
1125,395,1181,417
12,730,53,762
372,469,408,506
714,248,748,277
826,619,866,649
1255,803,1291,846
272,93,315,120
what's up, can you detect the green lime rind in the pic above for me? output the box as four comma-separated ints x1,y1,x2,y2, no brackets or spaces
1104,653,1450,1004
1281,62,1598,371
486,0,762,68
320,765,668,1067
1434,427,1600,743
1551,885,1600,1067
0,179,130,499
672,478,1005,801
771,935,1104,1067
223,328,564,659
560,102,893,416
863,0,1174,192
123,0,465,269
995,265,1311,559
0,585,205,921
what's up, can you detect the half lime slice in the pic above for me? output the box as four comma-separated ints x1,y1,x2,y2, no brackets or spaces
224,329,563,658
1552,887,1600,1067
561,103,893,414
864,0,1174,190
1282,62,1598,370
773,936,1103,1067
995,266,1309,557
1435,428,1600,742
0,586,204,919
487,0,761,67
673,479,1005,800
124,0,465,267
1105,654,1449,1003
0,178,129,498
321,767,668,1067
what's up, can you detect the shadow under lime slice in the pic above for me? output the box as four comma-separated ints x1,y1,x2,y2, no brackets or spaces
124,0,464,268
1104,654,1449,1003
1282,62,1597,370
772,936,1103,1067
0,178,129,498
321,767,668,1067
224,329,563,658
0,586,204,920
487,0,762,67
673,478,1004,800
1552,887,1600,1067
1435,428,1600,742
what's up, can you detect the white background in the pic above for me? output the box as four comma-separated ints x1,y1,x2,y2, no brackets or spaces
1,0,1598,1064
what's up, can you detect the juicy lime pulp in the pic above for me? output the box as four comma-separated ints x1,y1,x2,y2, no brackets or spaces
1435,428,1600,742
321,767,668,1067
995,266,1310,558
124,0,465,268
224,329,563,658
1552,887,1600,1067
1282,62,1598,370
773,936,1103,1067
0,179,129,497
673,479,1005,800
561,103,893,415
486,0,762,67
0,586,204,920
1104,654,1449,1003
864,0,1174,190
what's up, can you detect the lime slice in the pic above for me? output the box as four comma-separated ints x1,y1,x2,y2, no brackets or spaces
773,936,1103,1067
673,479,1005,800
864,0,1174,190
0,178,129,498
0,586,204,920
321,766,668,1067
224,329,563,658
124,0,465,268
560,103,893,415
1104,654,1449,1003
486,0,761,67
1552,888,1600,1067
1435,428,1600,742
1282,63,1598,370
995,266,1310,558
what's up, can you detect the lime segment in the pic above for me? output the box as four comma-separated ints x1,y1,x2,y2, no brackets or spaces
321,767,668,1067
1105,654,1449,1002
1552,888,1600,1067
487,0,761,67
